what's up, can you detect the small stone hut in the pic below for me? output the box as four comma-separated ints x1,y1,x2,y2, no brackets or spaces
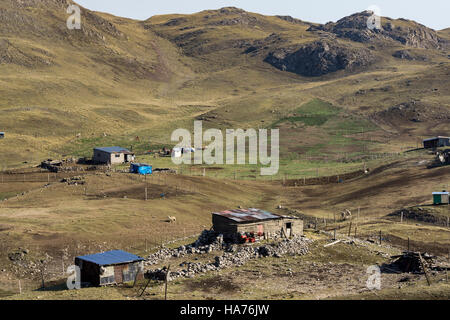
93,147,135,165
212,208,303,242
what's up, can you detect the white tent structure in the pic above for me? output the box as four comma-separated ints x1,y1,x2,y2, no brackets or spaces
171,147,195,158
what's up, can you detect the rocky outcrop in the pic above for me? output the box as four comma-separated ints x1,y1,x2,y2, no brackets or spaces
276,15,310,26
310,11,443,50
207,14,259,27
373,101,450,124
392,50,428,61
265,40,374,76
7,0,72,9
0,39,54,67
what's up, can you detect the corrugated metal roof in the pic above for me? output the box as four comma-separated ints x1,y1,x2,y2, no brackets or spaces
76,250,144,266
433,192,449,195
94,146,133,154
212,208,282,223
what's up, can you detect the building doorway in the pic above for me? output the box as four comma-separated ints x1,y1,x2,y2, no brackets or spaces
285,222,292,237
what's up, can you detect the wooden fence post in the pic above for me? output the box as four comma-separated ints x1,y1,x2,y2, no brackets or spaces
447,249,449,282
165,265,171,300
41,264,45,289
418,253,431,286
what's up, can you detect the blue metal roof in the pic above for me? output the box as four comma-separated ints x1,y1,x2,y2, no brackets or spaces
94,147,132,154
76,250,144,266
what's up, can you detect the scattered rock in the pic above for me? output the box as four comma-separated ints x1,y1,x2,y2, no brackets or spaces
393,50,428,61
145,235,311,281
310,11,444,50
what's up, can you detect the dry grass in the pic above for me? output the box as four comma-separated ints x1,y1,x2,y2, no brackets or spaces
0,3,449,300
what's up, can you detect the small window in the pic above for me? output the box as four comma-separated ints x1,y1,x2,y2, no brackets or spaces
285,222,292,229
115,154,120,158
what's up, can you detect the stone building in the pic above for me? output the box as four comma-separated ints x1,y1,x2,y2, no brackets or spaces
212,208,303,242
93,147,135,165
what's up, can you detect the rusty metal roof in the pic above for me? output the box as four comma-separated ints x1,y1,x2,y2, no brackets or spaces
212,208,282,223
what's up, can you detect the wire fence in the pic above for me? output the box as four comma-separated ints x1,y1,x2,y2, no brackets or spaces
0,171,88,183
0,226,204,296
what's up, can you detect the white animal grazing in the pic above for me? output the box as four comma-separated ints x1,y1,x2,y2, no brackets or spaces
167,216,176,223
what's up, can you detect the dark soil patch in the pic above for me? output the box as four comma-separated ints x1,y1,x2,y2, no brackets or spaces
0,225,13,232
185,275,240,293
97,184,189,200
386,234,449,256
284,170,365,186
387,208,449,227
0,171,86,183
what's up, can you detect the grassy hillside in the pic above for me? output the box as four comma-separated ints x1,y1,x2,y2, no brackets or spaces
0,2,448,168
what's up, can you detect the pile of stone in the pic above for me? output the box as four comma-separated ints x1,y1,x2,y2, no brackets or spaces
8,248,29,263
145,236,311,281
194,230,224,250
41,159,87,173
384,252,437,273
145,266,170,281
61,176,85,185
213,246,258,269
259,236,312,257
145,230,225,266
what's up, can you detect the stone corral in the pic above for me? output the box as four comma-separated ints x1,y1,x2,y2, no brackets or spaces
144,231,312,280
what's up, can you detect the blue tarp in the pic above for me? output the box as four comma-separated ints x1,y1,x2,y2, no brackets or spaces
76,250,144,266
130,163,152,175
